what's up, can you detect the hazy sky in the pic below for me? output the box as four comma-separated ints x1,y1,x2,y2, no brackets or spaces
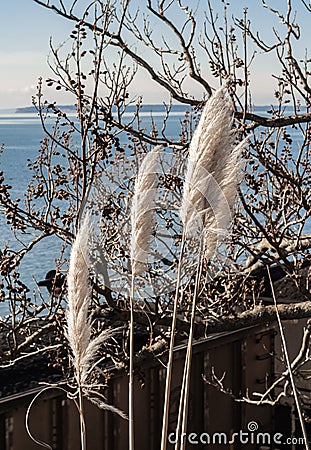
1,0,310,109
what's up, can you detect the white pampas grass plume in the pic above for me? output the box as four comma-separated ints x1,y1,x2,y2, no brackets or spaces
66,215,126,450
66,215,93,387
129,146,160,450
66,215,125,417
130,146,160,275
176,89,248,450
180,86,247,257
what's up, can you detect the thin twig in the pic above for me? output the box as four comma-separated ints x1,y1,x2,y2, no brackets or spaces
129,275,135,450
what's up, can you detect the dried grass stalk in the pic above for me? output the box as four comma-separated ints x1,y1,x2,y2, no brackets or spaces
66,214,125,415
129,146,160,450
175,87,248,450
67,216,92,385
130,146,160,275
267,267,310,449
67,214,124,391
67,214,111,387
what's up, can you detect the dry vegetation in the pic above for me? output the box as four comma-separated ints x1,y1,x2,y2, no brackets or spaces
1,0,311,446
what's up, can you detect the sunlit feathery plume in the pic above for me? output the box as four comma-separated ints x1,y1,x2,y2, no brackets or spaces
66,214,126,416
129,146,160,450
66,215,93,388
176,88,248,450
180,86,247,257
130,146,160,275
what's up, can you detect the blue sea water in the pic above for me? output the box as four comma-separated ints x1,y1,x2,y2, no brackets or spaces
0,107,308,315
0,110,187,316
0,114,67,316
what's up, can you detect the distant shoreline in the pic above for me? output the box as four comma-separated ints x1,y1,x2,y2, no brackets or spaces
0,104,286,115
0,104,304,116
14,104,194,114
